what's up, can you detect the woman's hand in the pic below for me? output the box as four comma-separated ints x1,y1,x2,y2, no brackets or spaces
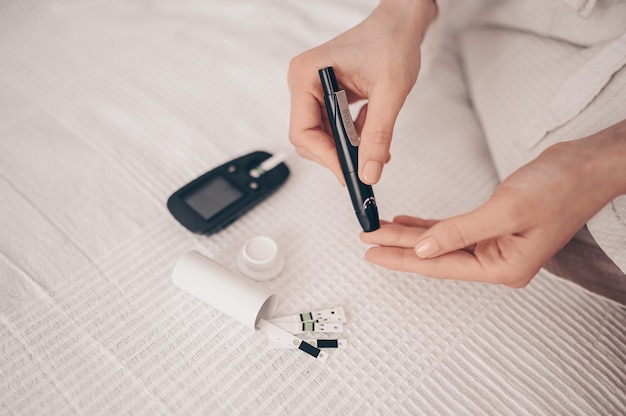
287,0,437,184
361,120,626,287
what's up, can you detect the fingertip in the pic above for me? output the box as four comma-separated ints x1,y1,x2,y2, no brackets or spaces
360,229,376,244
359,222,387,244
414,236,440,259
363,246,378,263
361,160,383,184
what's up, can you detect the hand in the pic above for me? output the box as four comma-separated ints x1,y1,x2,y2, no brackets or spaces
361,121,626,287
287,0,437,184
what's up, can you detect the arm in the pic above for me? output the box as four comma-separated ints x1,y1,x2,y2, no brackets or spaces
361,119,626,287
287,0,437,184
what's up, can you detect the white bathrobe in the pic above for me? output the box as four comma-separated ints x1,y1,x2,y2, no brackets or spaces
423,0,626,299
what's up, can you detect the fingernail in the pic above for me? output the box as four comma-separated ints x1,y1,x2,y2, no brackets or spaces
415,237,439,258
363,161,382,184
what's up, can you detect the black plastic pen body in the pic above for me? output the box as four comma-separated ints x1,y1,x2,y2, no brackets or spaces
319,67,379,232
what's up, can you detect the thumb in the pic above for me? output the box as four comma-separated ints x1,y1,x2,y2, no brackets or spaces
414,200,514,259
358,85,406,184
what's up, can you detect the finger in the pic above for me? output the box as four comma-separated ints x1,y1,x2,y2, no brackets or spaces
365,246,489,281
358,84,407,184
289,89,345,182
413,200,517,259
293,141,345,185
354,103,368,137
360,222,427,248
365,245,532,286
392,215,440,228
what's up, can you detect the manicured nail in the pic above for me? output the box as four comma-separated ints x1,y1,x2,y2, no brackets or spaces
415,237,439,258
363,161,382,184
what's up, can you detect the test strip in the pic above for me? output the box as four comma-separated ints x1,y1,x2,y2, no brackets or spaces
304,339,348,349
249,153,287,178
271,321,344,334
268,338,347,349
258,319,328,363
270,306,346,324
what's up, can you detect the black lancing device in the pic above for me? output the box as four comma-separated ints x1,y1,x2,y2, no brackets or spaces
319,66,380,232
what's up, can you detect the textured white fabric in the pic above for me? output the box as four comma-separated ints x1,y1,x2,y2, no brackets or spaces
1,1,625,415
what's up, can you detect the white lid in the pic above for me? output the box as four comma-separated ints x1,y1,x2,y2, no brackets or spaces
237,236,285,281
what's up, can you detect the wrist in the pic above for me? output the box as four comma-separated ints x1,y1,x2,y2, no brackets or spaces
593,119,626,196
376,0,438,43
579,119,626,201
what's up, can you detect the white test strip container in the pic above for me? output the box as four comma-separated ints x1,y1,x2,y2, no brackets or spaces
172,250,277,329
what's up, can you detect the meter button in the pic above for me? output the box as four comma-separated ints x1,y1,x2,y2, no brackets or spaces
248,181,259,190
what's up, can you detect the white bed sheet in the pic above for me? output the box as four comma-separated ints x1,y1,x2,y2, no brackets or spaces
1,0,624,414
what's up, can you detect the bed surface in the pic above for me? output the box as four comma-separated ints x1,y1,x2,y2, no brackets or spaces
1,1,624,414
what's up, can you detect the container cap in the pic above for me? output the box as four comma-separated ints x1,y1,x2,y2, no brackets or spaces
237,236,284,281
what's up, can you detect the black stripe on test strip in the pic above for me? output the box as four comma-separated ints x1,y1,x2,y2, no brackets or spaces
315,339,339,348
298,341,321,358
